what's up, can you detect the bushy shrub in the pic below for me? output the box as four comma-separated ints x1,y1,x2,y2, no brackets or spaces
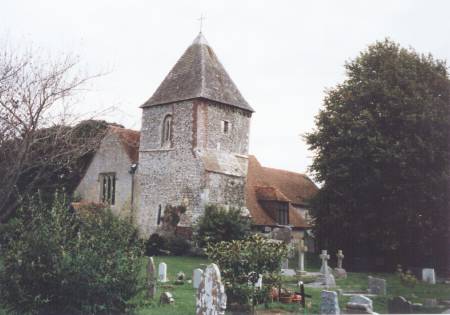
0,195,145,314
194,204,252,248
145,233,191,256
206,234,288,309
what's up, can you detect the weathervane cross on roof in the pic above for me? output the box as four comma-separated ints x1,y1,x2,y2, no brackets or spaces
198,14,206,33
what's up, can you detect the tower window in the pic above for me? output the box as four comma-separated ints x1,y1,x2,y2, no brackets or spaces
157,205,162,225
161,114,173,147
221,120,230,134
100,173,116,205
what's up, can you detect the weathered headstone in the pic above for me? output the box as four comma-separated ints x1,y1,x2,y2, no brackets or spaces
298,239,308,274
334,249,347,279
368,276,386,295
346,295,373,313
175,271,185,285
193,268,203,289
147,257,157,298
196,263,227,315
320,290,340,315
388,296,413,314
158,262,168,283
422,268,436,284
281,258,289,269
160,291,174,304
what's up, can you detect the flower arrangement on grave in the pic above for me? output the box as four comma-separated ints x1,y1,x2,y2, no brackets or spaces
396,265,418,288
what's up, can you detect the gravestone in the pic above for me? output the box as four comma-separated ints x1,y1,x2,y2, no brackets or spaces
160,291,175,304
388,296,413,314
193,268,203,289
320,290,340,315
318,250,336,287
346,295,373,313
334,249,347,279
422,268,436,284
147,257,157,298
158,262,168,283
196,263,227,315
368,276,386,295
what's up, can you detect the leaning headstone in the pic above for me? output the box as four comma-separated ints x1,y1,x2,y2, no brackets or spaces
160,291,174,304
388,296,413,314
346,295,373,313
196,263,227,315
320,290,340,315
368,276,386,295
193,268,203,289
422,268,436,284
147,257,157,298
334,249,347,279
158,262,168,283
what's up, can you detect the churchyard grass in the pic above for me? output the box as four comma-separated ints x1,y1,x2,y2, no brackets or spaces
1,255,449,314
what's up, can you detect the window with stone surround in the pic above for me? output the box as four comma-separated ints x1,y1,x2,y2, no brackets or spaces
161,114,173,147
278,207,289,225
99,173,116,205
221,120,230,134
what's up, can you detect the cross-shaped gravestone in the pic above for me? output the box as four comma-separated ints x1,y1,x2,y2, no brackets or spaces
320,250,330,274
196,263,227,315
337,250,344,269
298,239,308,273
147,257,157,298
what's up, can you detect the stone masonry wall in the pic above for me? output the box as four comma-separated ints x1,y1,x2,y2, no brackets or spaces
75,132,134,218
136,99,252,238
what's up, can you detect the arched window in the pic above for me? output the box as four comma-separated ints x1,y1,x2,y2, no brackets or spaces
161,114,172,147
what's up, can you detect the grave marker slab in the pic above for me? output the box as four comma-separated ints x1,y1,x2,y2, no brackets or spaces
320,290,340,315
196,263,227,315
368,276,386,295
147,257,157,298
193,268,203,289
422,268,436,284
158,262,168,283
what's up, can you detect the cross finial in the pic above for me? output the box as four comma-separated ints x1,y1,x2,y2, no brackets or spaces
198,14,206,33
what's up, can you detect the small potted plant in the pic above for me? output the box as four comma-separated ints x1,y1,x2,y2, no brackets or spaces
279,287,293,304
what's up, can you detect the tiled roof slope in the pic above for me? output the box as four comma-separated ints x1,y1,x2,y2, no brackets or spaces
109,127,140,163
141,33,254,112
246,155,318,229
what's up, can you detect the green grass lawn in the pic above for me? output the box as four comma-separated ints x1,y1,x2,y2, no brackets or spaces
134,256,450,315
1,255,449,314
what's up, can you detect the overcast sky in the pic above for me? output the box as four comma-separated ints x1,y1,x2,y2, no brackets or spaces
2,0,450,177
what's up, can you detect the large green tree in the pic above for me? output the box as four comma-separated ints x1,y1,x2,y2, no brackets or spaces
306,39,450,273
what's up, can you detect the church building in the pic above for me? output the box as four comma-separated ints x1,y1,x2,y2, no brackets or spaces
75,33,318,239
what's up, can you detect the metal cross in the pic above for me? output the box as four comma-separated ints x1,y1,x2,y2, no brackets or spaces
198,14,206,33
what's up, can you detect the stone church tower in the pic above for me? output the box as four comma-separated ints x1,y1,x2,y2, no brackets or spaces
137,33,254,237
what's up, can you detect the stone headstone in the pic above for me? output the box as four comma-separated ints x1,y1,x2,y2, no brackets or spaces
347,295,373,312
334,250,347,279
319,250,332,274
281,268,296,277
320,290,340,315
271,226,292,243
196,263,227,315
336,250,344,269
160,291,174,304
147,257,157,298
193,268,203,289
422,268,436,284
281,258,289,269
388,296,413,314
255,274,263,289
368,276,386,295
158,262,168,282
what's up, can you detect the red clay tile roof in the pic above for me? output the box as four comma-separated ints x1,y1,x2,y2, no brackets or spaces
109,127,140,163
246,155,318,229
255,186,291,202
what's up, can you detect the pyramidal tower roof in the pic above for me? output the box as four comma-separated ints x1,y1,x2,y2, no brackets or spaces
141,33,254,112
